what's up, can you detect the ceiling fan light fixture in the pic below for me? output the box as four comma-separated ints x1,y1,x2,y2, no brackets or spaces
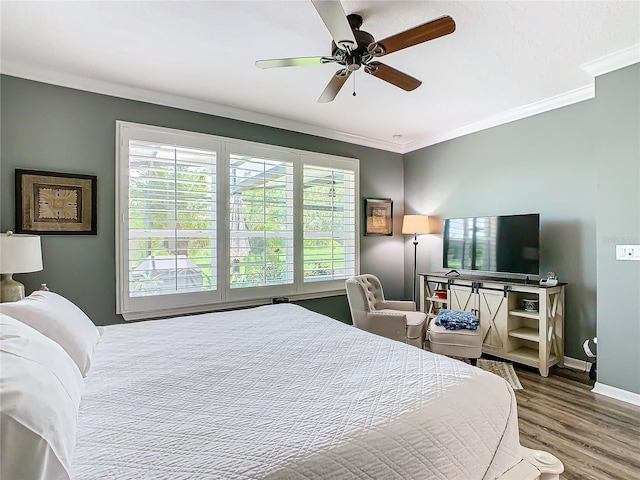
346,56,362,71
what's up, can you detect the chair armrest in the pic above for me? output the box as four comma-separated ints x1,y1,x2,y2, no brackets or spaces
363,311,408,343
376,300,417,312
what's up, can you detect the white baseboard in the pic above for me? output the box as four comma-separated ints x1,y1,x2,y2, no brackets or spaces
560,357,640,407
592,382,640,407
562,356,589,372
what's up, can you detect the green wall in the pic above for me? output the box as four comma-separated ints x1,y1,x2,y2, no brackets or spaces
0,75,405,326
404,64,639,394
593,65,640,395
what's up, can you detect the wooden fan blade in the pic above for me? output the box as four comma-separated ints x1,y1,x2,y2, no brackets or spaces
368,15,455,57
365,62,421,91
318,69,351,103
255,57,335,69
311,0,357,51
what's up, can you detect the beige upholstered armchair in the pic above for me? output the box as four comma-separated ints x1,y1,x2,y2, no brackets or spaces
345,274,427,348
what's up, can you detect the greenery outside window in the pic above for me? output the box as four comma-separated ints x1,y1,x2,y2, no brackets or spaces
116,122,359,320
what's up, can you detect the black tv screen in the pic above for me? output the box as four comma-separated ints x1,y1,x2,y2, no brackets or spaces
443,214,540,275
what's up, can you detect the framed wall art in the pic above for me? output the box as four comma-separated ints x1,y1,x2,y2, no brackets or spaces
15,169,97,235
364,198,393,236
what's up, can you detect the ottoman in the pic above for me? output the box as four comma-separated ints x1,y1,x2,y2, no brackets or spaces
428,322,482,363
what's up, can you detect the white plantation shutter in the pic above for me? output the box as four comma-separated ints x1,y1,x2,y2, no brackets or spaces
303,164,356,282
117,122,359,319
127,140,217,297
229,154,294,289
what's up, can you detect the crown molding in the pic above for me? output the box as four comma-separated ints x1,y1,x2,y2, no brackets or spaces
403,46,640,153
581,44,640,77
0,62,405,154
3,44,638,156
402,84,595,153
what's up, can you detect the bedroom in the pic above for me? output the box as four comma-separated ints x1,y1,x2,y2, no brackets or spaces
1,1,639,479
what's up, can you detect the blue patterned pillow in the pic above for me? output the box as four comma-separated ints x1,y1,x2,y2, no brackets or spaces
434,309,480,330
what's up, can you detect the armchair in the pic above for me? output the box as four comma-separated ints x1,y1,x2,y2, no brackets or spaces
345,274,427,348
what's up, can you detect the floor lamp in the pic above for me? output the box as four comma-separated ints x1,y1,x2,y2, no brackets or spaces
402,215,431,304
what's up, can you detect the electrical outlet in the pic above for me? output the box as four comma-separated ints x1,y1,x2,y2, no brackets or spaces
616,245,640,261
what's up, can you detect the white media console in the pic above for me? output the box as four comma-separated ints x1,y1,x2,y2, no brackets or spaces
420,273,566,377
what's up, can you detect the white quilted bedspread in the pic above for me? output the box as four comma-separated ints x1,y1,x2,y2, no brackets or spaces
72,304,521,479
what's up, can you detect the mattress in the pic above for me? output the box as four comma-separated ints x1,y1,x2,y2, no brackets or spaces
72,304,522,479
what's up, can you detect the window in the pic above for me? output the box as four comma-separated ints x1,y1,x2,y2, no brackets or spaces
229,153,294,290
303,164,356,282
117,122,359,319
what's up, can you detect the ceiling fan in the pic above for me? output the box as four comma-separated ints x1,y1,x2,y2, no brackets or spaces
255,0,456,103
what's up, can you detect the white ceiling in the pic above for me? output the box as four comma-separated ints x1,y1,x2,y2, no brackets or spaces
2,1,639,153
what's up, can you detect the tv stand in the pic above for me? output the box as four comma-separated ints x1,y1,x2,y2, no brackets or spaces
419,273,566,377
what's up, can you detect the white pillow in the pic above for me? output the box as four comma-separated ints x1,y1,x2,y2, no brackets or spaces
0,291,101,376
0,313,84,480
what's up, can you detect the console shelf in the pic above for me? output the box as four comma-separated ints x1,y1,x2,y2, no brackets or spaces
510,309,540,319
420,273,566,377
425,296,448,304
508,327,540,342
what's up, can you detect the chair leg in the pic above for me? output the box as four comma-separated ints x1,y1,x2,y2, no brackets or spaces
470,358,478,366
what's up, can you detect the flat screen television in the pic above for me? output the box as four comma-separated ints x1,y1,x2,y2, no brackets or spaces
442,213,540,276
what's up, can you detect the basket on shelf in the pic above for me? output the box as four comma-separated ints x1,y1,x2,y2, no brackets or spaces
522,298,539,312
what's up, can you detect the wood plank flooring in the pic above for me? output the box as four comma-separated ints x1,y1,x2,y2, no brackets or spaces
513,365,640,480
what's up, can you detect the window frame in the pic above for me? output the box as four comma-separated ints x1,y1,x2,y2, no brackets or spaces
116,121,359,320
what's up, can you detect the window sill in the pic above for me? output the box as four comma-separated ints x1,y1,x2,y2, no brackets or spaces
121,288,346,321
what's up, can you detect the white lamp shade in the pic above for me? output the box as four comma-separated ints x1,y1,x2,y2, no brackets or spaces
0,232,43,273
402,215,431,235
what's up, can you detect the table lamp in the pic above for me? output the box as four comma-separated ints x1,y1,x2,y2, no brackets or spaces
1,231,43,302
402,215,431,303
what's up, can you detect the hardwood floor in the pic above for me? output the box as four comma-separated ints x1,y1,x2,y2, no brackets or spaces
513,365,640,480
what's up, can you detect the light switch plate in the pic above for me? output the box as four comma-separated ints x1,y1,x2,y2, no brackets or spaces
616,245,640,261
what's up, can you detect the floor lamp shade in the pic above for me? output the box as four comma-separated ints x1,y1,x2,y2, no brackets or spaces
402,215,431,303
402,215,431,235
1,231,43,302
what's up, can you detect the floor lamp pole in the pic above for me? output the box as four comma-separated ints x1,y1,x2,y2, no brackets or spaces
403,215,430,305
412,234,418,303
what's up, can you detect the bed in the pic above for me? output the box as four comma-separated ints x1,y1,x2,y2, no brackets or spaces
1,294,563,479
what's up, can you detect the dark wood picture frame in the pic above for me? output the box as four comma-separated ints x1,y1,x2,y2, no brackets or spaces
15,169,97,235
364,198,393,236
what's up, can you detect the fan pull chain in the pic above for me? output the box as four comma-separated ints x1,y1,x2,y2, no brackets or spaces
352,73,356,97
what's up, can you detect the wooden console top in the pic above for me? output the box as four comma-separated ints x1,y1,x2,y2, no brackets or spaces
419,272,567,288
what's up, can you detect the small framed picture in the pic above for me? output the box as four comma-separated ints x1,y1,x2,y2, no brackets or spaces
364,198,393,236
15,169,97,235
